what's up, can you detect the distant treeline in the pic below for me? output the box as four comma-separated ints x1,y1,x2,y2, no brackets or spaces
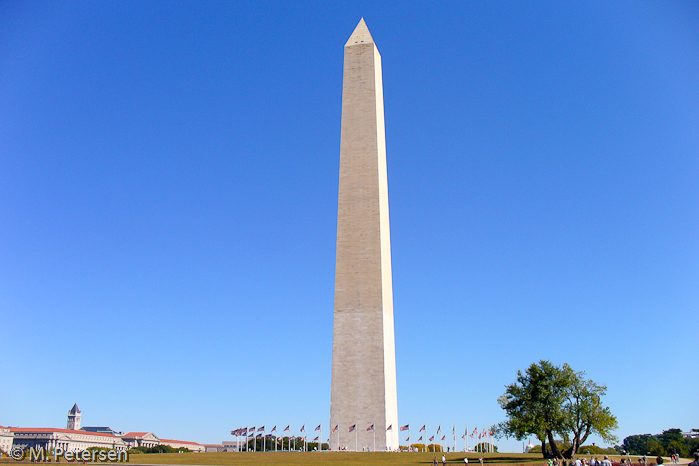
620,429,698,457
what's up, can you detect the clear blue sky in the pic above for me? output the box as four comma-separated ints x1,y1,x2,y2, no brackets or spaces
1,0,697,452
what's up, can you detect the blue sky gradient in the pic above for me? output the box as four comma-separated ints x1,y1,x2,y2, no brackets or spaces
1,1,697,451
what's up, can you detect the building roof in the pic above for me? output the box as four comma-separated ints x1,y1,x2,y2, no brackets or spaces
82,427,121,435
10,428,116,438
69,404,81,415
159,439,203,446
121,432,159,440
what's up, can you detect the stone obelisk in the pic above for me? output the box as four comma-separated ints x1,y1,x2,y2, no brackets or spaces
330,18,398,452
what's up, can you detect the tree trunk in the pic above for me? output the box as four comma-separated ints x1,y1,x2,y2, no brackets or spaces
548,430,563,459
540,434,547,459
576,427,591,453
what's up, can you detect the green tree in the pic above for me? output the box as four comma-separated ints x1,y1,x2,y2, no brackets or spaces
560,375,618,457
496,360,574,458
496,360,617,459
658,429,687,457
623,434,654,455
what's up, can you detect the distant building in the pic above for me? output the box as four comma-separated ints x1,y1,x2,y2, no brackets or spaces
159,439,205,452
682,431,699,439
120,432,159,449
0,426,14,454
221,440,245,452
8,405,207,454
10,428,127,452
66,404,81,431
204,444,222,452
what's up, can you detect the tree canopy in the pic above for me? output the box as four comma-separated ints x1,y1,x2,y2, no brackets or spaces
621,429,698,457
495,360,618,459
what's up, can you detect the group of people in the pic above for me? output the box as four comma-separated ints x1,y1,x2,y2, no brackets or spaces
433,455,485,465
429,452,699,466
548,456,614,466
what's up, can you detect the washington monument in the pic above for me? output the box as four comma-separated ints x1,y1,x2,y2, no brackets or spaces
330,18,399,451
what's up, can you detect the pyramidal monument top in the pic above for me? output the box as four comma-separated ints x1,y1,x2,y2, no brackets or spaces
345,18,375,47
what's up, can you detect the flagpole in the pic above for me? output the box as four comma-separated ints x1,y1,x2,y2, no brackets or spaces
373,423,376,452
355,423,358,452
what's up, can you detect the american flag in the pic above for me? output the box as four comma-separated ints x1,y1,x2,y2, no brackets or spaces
473,428,478,435
429,435,434,442
313,436,319,442
386,424,392,431
258,426,265,432
420,425,426,432
300,425,305,432
271,426,277,432
418,436,423,441
332,425,338,433
315,424,321,431
348,424,356,432
406,436,410,442
437,425,441,434
400,424,409,431
367,424,374,431
283,425,290,432
441,435,446,441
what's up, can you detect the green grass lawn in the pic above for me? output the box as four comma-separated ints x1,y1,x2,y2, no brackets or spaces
120,452,577,466
2,451,681,466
